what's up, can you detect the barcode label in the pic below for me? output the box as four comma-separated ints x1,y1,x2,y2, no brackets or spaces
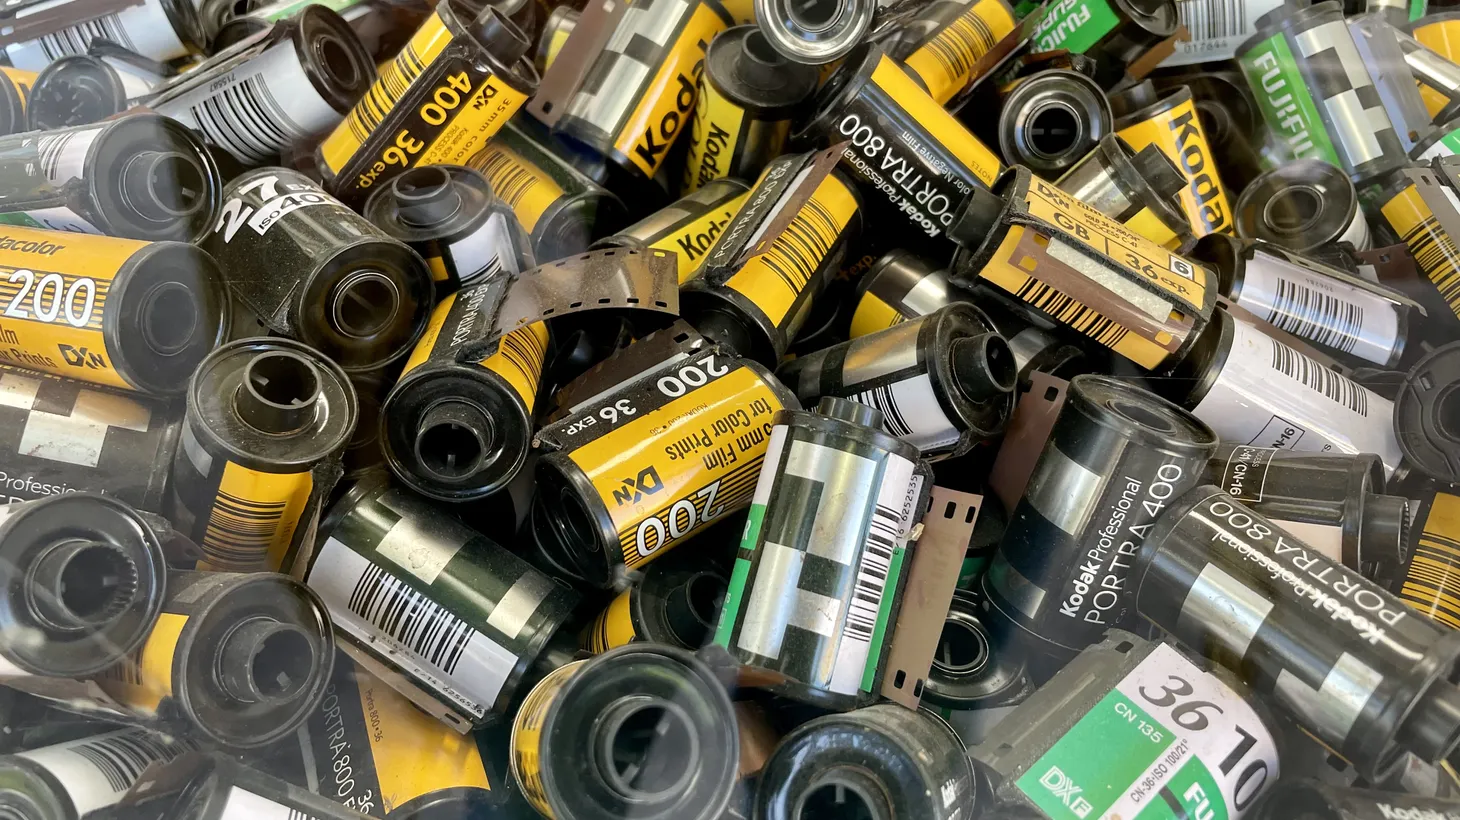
36,130,98,184
1400,212,1460,320
913,8,998,90
759,197,841,297
307,538,518,717
340,23,438,147
1270,339,1368,416
1239,253,1400,366
851,373,962,453
1014,276,1130,349
1263,278,1364,352
189,75,305,163
843,504,900,642
219,787,317,820
477,149,539,209
201,492,288,568
17,730,185,816
38,15,131,61
69,732,179,792
1162,0,1283,65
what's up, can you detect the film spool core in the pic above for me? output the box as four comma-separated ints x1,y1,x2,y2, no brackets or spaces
123,151,207,222
330,271,402,340
664,572,723,647
393,166,465,228
236,351,322,435
951,334,1017,402
314,32,362,91
788,0,842,32
1264,185,1324,235
28,539,137,631
414,399,494,481
216,618,315,704
933,617,991,676
798,771,888,820
141,282,201,357
1028,103,1082,160
596,700,700,801
470,5,532,65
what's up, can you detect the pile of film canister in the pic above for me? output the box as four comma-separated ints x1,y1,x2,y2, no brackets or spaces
10,0,1460,816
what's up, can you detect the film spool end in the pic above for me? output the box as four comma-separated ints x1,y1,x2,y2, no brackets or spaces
470,5,531,66
330,271,403,340
663,572,723,648
949,186,1005,248
216,618,315,705
798,769,892,818
933,614,991,677
951,333,1017,402
28,539,139,631
140,281,201,358
1109,80,1159,119
817,395,881,428
737,28,791,90
594,699,700,801
120,150,207,223
1399,683,1460,761
235,350,323,435
1132,144,1186,201
392,166,464,228
414,399,494,482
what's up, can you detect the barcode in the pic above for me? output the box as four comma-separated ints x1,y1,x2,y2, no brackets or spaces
1014,276,1130,349
844,505,900,642
347,561,474,674
477,149,538,209
496,324,547,393
854,384,913,437
1399,214,1460,320
341,36,431,146
1176,0,1246,41
188,74,306,163
1262,277,1364,355
1269,338,1369,416
70,732,181,793
39,15,131,61
762,198,841,297
917,9,997,87
38,133,75,180
201,492,287,568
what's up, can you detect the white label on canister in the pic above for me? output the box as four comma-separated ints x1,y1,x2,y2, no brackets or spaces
449,211,523,287
851,372,962,454
6,0,186,71
1162,0,1285,66
1237,251,1399,365
17,729,184,816
218,786,306,819
1268,518,1344,562
1192,318,1402,475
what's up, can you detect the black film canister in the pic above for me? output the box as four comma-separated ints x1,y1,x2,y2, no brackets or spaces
996,69,1114,177
582,547,727,654
28,54,162,131
1236,159,1372,253
923,589,1031,710
1395,341,1460,483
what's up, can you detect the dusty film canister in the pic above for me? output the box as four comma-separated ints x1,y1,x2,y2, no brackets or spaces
203,167,434,373
582,547,727,654
594,178,749,284
28,53,163,131
1027,0,1178,83
923,589,1031,711
2,0,203,71
0,68,34,135
1056,135,1194,251
754,0,874,64
364,164,535,297
509,645,738,820
981,374,1216,665
0,728,190,820
996,69,1113,178
891,0,1017,105
1111,80,1233,238
1236,159,1371,253
168,337,356,573
1136,487,1460,781
713,397,931,709
776,303,1015,458
301,474,579,731
0,493,165,679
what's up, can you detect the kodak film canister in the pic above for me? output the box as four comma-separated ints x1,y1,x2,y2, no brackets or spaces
1195,233,1413,367
469,121,627,261
755,0,874,64
554,0,730,185
1395,341,1460,483
1378,161,1460,336
1137,488,1460,781
131,754,368,820
203,167,434,373
510,645,738,820
971,631,1281,818
0,364,179,512
776,303,1015,458
1206,444,1411,588
847,250,955,340
1401,486,1460,631
594,178,749,284
1056,135,1193,251
714,397,931,710
1256,781,1460,820
582,546,727,654
891,0,1017,105
27,54,157,131
981,375,1215,665
150,5,375,166
923,589,1030,710
756,705,976,820
0,493,164,678
364,164,535,296
531,343,797,588
317,2,538,207
0,728,190,820
948,166,1216,374
1399,28,1460,125
0,113,222,242
996,69,1114,178
168,338,356,573
0,225,227,396
2,0,203,72
797,43,1004,249
1027,0,1177,82
536,5,578,72
681,26,816,193
95,569,333,749
303,474,579,730
381,291,549,502
1237,159,1371,253
0,68,34,135
1111,80,1233,238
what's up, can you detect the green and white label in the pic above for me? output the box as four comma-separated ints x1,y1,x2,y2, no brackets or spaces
1017,644,1278,820
1239,33,1339,167
1420,126,1460,160
1031,0,1121,53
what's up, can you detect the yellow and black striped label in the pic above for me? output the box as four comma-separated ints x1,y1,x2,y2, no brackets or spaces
868,53,1003,188
472,142,564,234
1402,491,1460,630
195,462,314,573
648,189,749,284
96,612,188,713
582,590,637,653
902,0,1015,105
1382,182,1460,324
510,660,585,819
1413,18,1460,119
480,321,549,414
848,290,907,339
0,67,34,113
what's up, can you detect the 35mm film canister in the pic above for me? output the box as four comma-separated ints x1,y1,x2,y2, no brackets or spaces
1399,27,1460,124
756,704,975,820
96,569,333,749
317,2,538,206
364,164,535,296
1056,135,1194,252
0,364,179,512
1400,486,1460,630
1206,444,1410,587
0,68,34,135
3,0,202,72
1378,162,1460,337
971,632,1281,820
1027,0,1178,83
28,52,164,131
682,25,817,193
0,113,221,242
1236,159,1371,254
1111,80,1233,238
583,546,727,654
301,474,578,731
0,225,227,395
714,397,930,710
891,0,1017,105
126,754,368,820
982,375,1216,666
0,728,190,820
847,250,955,340
1255,781,1460,820
923,588,1031,710
149,5,375,166
1394,341,1460,484
1411,12,1460,120
203,167,434,374
0,493,164,678
510,645,738,820
169,337,356,573
532,342,796,588
776,303,1015,458
996,69,1113,178
594,178,749,285
1136,487,1460,781
536,4,577,72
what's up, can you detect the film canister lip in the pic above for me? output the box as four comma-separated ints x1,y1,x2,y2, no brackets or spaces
754,0,874,64
583,546,728,654
27,54,158,131
0,493,164,679
756,704,976,820
996,69,1114,177
1056,134,1194,251
509,645,739,820
923,589,1030,710
0,68,34,136
1395,341,1460,483
1135,486,1460,781
1236,159,1371,253
0,728,191,820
